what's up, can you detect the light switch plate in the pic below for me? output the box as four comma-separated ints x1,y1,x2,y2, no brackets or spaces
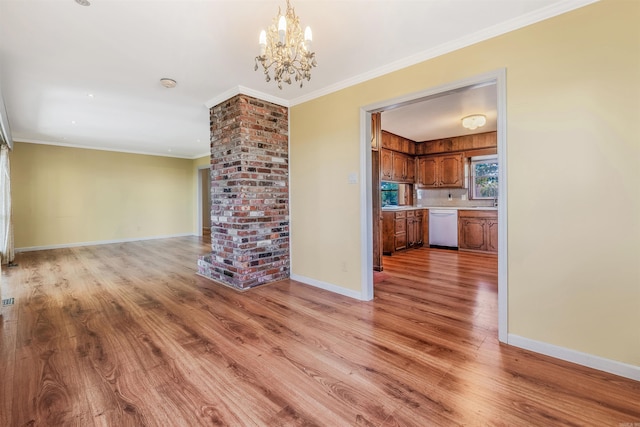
348,173,358,184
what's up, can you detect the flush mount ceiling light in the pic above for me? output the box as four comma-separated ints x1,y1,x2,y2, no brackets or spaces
160,78,177,89
461,114,487,130
254,0,317,89
75,0,90,6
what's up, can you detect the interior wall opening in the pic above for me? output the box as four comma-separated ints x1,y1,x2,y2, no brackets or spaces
362,69,507,342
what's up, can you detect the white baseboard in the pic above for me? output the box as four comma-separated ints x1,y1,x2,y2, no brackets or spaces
290,273,365,300
508,334,640,382
15,233,196,253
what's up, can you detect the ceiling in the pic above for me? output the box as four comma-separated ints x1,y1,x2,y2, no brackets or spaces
0,0,594,158
382,83,497,142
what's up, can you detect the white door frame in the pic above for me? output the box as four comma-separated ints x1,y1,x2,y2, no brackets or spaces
359,68,508,343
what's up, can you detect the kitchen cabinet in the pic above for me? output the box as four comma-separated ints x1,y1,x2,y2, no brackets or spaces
415,131,496,156
417,153,464,188
406,209,424,248
392,152,405,181
381,131,416,155
383,210,407,254
382,209,425,254
417,157,437,187
393,211,407,251
405,156,416,183
391,151,415,183
423,209,429,248
381,149,393,180
381,149,415,183
458,210,498,254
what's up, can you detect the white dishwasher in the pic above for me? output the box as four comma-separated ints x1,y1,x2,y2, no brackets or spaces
429,209,458,248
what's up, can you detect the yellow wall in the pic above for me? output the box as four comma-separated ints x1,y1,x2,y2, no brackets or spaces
193,155,210,169
290,0,639,366
12,142,196,248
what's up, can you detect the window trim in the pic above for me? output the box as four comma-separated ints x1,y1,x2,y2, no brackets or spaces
470,155,499,200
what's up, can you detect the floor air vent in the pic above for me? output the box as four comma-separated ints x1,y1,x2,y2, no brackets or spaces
2,297,14,306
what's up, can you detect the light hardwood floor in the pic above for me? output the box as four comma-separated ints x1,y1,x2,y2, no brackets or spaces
1,237,638,426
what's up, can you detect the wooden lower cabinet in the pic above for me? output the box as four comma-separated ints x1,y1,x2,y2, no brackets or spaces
458,210,498,254
406,210,424,248
393,211,407,251
383,209,425,255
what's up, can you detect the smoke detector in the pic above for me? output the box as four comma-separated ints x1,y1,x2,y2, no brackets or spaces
160,78,177,89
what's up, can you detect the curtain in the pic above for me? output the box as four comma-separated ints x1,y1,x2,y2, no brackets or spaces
0,144,14,264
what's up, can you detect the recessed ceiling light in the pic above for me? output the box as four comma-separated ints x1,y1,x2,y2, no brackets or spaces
71,120,77,125
86,93,94,98
75,0,90,6
160,78,177,88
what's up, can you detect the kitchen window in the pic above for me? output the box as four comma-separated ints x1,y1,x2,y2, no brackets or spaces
470,155,498,200
381,182,399,206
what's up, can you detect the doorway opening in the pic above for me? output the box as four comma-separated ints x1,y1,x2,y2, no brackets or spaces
361,69,507,342
197,166,211,238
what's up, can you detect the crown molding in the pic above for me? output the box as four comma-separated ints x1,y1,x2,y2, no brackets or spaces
15,138,196,160
192,151,211,160
289,0,598,106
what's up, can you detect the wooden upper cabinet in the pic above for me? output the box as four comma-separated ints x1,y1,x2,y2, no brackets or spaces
439,154,464,187
417,157,438,188
381,149,414,183
381,149,393,181
417,153,464,188
381,131,416,155
416,131,497,156
406,156,416,183
392,152,406,181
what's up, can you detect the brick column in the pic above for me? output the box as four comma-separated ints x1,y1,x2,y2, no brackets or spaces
197,94,289,290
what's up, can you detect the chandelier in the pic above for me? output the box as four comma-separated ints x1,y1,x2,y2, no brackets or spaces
254,0,317,89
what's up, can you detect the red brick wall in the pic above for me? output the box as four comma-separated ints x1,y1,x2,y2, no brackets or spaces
198,94,289,289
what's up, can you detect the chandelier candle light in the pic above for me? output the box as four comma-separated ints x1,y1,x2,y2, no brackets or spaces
255,0,317,89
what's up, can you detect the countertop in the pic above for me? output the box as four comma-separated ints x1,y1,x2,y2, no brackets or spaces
382,205,497,211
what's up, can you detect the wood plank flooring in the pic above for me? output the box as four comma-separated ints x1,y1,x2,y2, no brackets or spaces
1,237,638,426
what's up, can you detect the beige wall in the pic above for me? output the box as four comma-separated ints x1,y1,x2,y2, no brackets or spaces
290,0,639,366
193,155,210,169
12,142,196,248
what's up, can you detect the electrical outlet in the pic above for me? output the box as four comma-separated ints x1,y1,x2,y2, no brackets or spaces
341,261,348,272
